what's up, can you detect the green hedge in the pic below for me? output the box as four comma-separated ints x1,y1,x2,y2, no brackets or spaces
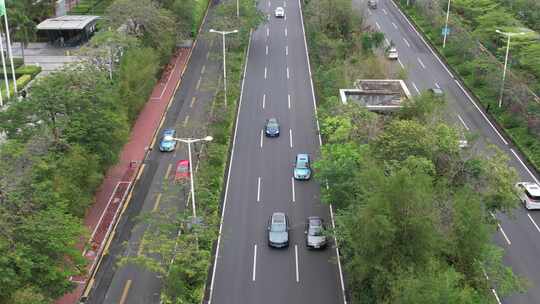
0,65,42,79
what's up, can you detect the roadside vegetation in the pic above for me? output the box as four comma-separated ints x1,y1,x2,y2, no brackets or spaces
0,0,206,302
302,0,524,302
118,0,263,303
395,0,540,171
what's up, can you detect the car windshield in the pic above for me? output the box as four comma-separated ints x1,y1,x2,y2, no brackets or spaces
526,190,540,201
267,120,278,128
309,225,323,236
297,159,309,169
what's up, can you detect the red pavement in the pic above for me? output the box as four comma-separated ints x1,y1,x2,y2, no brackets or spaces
55,47,191,304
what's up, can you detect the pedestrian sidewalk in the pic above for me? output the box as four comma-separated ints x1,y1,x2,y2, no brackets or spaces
55,47,191,304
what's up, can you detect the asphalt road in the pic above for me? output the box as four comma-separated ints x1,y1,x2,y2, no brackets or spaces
86,5,223,303
361,0,540,303
208,0,346,303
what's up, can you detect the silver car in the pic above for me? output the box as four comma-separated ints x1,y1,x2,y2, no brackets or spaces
305,216,327,249
268,212,289,248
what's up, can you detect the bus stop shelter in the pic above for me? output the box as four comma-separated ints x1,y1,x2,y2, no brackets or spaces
37,15,100,47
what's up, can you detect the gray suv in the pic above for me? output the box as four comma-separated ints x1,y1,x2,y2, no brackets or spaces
268,212,290,248
305,216,328,249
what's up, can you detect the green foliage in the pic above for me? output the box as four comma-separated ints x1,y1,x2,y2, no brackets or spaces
118,47,160,122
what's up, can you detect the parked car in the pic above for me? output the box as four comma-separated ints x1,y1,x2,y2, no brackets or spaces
516,182,540,210
386,46,398,59
368,0,377,8
268,212,289,248
275,6,285,18
159,129,177,152
305,216,327,249
264,118,280,137
175,159,190,182
293,153,311,180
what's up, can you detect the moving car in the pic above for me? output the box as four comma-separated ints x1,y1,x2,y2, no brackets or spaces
268,212,289,248
293,153,311,180
275,6,285,18
305,216,327,249
159,129,177,152
386,46,398,60
516,182,540,210
264,118,280,137
428,87,445,97
175,159,190,182
458,139,469,149
368,0,377,8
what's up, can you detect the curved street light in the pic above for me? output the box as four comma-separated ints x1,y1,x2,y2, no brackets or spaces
495,29,527,108
209,29,239,110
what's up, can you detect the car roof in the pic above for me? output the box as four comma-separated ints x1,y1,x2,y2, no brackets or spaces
276,6,283,9
521,182,540,196
431,88,444,93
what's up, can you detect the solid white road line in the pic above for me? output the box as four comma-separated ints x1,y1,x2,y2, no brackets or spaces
260,129,264,148
286,45,288,56
375,21,381,30
528,213,540,233
295,244,300,282
384,38,390,46
288,94,291,109
411,82,420,94
268,1,270,6
291,177,295,202
392,22,397,29
287,67,290,79
510,149,540,184
402,37,410,47
284,1,286,7
454,80,508,145
289,129,293,148
435,82,440,88
257,177,261,202
262,94,266,109
209,29,253,304
497,224,511,245
382,8,388,14
492,289,502,304
285,28,288,37
299,0,344,301
457,114,470,131
201,65,206,74
267,27,269,37
252,244,257,281
417,57,426,69
264,67,267,79
266,45,268,55
397,58,404,69
389,0,454,78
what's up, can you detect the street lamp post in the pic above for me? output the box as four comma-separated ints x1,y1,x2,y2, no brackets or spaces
209,29,238,109
164,135,213,219
495,29,526,108
442,0,451,48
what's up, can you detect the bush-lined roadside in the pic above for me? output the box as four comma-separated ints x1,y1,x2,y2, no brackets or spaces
0,0,206,302
393,0,540,172
118,0,263,303
302,0,524,302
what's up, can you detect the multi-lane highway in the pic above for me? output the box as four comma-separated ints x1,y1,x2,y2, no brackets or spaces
208,0,346,303
361,1,540,303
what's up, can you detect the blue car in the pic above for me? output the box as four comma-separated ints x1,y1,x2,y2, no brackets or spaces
293,153,311,180
159,129,177,152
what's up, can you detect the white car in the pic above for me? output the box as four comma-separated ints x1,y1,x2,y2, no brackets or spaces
458,139,468,149
387,47,398,59
275,7,285,18
516,182,540,210
368,0,377,8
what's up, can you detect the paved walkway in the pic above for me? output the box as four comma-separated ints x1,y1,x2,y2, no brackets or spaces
55,47,191,304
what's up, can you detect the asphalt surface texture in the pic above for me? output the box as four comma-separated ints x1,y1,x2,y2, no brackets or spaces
85,3,223,303
360,0,540,303
207,0,346,303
